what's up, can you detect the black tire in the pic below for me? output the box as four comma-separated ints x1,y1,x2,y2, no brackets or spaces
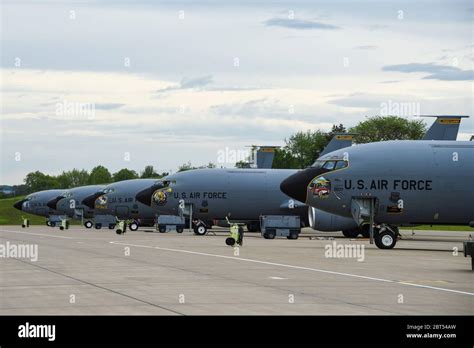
84,221,93,229
116,229,123,235
287,231,299,240
158,225,166,233
194,224,207,236
50,222,56,228
263,230,276,239
342,229,359,238
108,224,116,229
225,237,235,246
22,224,26,228
374,229,397,249
46,221,51,227
95,223,102,229
129,222,139,231
59,226,64,231
176,226,184,233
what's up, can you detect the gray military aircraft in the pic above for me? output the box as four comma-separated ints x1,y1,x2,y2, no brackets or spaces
134,115,468,237
12,114,465,234
280,138,474,249
316,114,470,238
81,179,160,231
47,185,106,228
13,189,66,226
77,146,283,231
132,134,356,235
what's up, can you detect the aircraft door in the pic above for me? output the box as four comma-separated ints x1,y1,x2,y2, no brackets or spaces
115,206,129,218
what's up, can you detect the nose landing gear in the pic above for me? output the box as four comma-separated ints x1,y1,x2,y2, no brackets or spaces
373,224,399,249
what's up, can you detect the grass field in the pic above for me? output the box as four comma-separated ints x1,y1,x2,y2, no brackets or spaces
0,195,48,225
0,196,472,230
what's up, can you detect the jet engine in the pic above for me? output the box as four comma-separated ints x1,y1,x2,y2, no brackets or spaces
308,207,358,232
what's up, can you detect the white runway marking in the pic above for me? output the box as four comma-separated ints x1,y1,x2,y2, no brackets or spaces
0,228,78,239
269,276,286,280
110,241,474,297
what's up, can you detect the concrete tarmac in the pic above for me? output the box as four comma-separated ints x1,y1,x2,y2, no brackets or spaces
0,226,472,315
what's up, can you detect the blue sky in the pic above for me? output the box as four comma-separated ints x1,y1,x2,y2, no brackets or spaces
1,0,473,184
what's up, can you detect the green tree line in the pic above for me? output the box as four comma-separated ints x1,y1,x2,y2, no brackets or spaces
23,165,169,193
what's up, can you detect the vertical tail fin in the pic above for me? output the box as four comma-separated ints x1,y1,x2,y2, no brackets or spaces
255,146,278,169
421,115,469,140
319,134,355,157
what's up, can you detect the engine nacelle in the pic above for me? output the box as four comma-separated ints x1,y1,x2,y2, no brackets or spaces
308,207,358,232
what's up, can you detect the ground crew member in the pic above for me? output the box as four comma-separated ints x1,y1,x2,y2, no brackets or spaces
116,220,127,234
225,218,244,246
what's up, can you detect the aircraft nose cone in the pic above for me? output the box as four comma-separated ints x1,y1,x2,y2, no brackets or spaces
13,199,27,211
82,191,104,209
280,167,327,203
136,183,163,206
136,187,153,206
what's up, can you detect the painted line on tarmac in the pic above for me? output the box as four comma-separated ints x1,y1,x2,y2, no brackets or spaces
0,228,78,239
110,241,474,297
0,228,105,241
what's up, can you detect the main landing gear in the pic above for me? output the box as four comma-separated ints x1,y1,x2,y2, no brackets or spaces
373,225,399,249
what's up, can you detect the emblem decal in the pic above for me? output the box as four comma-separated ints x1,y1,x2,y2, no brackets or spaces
153,189,169,206
309,176,331,199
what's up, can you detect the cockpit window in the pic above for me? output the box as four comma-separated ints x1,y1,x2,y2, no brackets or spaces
322,161,336,170
102,188,115,194
334,160,348,170
311,160,325,169
312,159,348,172
154,180,175,188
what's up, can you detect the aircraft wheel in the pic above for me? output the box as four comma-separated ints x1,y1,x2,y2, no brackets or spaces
46,221,51,227
158,225,166,233
225,237,236,246
374,229,397,249
116,229,123,235
50,222,56,227
84,221,93,229
129,221,139,231
176,227,184,233
342,229,359,238
194,224,207,235
263,230,276,239
287,231,299,240
22,224,26,228
108,224,116,229
59,226,64,231
95,223,102,229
